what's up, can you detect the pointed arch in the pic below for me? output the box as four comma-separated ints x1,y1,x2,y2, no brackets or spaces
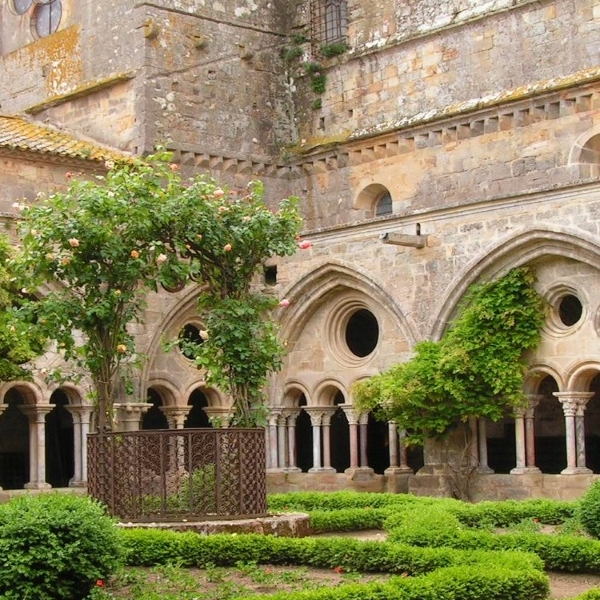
279,260,419,346
431,228,600,340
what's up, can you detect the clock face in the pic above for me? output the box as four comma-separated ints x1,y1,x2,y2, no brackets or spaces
10,0,62,38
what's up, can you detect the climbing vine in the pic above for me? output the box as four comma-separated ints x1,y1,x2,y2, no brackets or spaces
353,267,546,445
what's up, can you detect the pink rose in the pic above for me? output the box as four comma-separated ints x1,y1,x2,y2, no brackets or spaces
279,299,290,307
68,238,80,247
223,243,232,252
214,188,225,198
298,240,312,250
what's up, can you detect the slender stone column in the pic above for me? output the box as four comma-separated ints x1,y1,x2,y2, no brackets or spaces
510,408,527,474
276,412,287,468
304,408,329,472
113,402,152,432
20,404,53,489
66,404,94,487
398,428,411,471
358,411,370,468
266,408,282,471
161,406,191,429
477,419,493,473
340,404,373,477
319,407,336,472
339,404,360,470
524,395,541,471
284,409,301,472
388,421,399,468
385,422,413,475
554,392,593,474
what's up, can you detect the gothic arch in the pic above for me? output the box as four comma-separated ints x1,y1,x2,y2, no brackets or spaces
431,228,600,340
279,260,419,346
143,284,207,382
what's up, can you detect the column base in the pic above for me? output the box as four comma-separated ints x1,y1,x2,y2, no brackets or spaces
509,466,540,475
24,482,52,490
384,466,413,475
345,467,374,480
308,467,336,473
68,479,88,488
283,467,302,473
267,467,285,474
561,466,593,475
478,466,495,474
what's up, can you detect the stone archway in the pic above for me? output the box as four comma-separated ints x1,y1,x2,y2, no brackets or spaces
0,388,29,489
46,389,74,488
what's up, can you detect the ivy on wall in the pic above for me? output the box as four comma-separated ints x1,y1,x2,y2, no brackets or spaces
354,267,546,445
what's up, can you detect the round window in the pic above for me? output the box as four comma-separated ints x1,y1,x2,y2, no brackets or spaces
178,324,204,360
543,285,586,336
558,294,583,327
31,0,62,39
345,308,379,357
11,0,33,15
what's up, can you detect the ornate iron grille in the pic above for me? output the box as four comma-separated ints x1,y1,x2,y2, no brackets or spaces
88,428,267,521
310,0,348,55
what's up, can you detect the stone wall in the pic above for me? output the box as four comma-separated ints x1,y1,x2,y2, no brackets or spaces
292,0,600,142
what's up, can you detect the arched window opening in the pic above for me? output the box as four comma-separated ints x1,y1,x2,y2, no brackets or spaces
142,389,169,430
579,133,600,177
0,389,29,489
310,0,348,54
534,376,565,474
186,389,211,428
46,390,74,488
375,191,393,216
585,374,600,473
330,391,349,472
296,394,313,472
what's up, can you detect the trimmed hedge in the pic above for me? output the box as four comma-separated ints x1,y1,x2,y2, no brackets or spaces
386,506,600,573
120,529,543,574
270,491,577,528
241,566,549,600
579,480,600,538
0,493,122,600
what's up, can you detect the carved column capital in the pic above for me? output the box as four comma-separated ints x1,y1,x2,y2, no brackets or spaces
304,406,335,427
267,407,283,427
338,403,359,425
553,392,594,417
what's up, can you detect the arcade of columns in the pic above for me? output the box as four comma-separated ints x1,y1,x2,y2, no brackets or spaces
266,393,597,477
0,390,595,491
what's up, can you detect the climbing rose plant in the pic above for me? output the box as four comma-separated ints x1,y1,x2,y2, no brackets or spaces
162,178,302,426
353,267,546,445
17,153,302,429
16,158,180,430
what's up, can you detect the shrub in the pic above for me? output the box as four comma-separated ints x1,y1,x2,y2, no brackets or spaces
0,493,123,600
579,480,600,538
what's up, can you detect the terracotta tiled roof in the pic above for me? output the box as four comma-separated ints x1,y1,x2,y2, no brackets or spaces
0,115,131,163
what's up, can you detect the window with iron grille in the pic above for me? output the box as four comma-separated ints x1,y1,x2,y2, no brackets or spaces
310,0,347,54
